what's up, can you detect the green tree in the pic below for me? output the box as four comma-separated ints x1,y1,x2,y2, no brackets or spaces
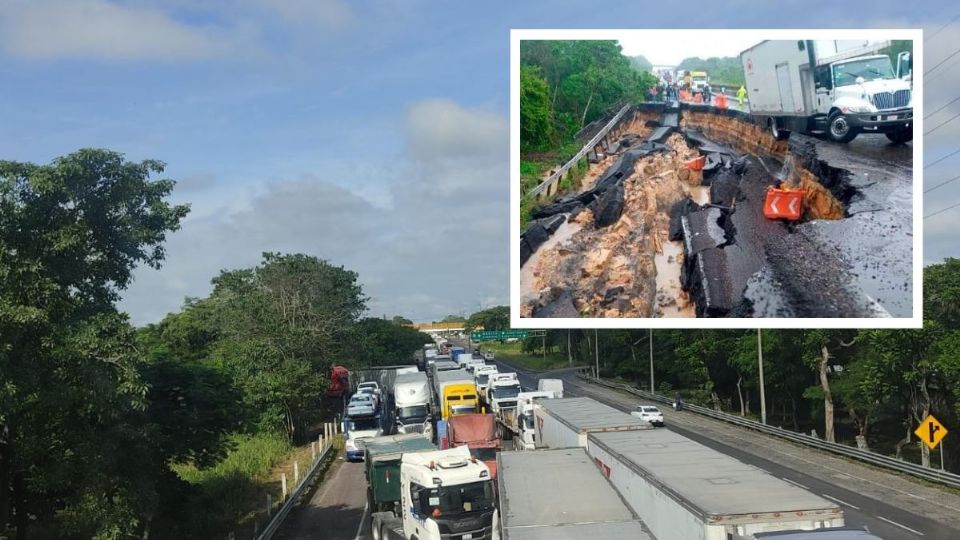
465,306,509,332
0,149,189,538
520,65,554,152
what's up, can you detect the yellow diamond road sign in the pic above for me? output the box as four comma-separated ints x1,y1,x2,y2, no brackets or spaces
915,414,948,450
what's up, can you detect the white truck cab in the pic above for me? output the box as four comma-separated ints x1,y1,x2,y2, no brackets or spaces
487,373,521,415
372,445,497,540
741,39,913,143
516,391,555,450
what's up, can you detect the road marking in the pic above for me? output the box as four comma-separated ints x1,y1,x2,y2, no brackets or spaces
877,516,925,536
354,501,369,540
781,477,809,490
820,493,861,510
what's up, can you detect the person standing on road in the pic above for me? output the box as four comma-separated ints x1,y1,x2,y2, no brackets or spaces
737,85,747,106
703,84,711,105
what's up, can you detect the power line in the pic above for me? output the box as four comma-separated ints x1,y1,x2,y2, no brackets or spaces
925,46,960,76
926,147,960,169
925,110,960,136
925,173,960,193
925,201,960,219
926,95,960,120
926,14,960,43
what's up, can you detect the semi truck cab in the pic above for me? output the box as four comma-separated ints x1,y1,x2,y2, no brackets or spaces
372,446,496,540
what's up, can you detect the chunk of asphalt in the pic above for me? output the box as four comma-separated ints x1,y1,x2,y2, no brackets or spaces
682,128,740,157
522,223,550,253
594,181,625,228
533,290,579,317
645,126,674,145
710,168,741,207
660,112,679,128
520,238,532,267
602,286,625,306
530,199,582,219
669,198,701,241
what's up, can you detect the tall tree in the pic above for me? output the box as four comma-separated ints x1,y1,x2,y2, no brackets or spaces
0,149,189,538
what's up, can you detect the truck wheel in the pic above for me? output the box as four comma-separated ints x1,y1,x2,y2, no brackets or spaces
886,128,913,144
769,118,790,141
827,111,858,143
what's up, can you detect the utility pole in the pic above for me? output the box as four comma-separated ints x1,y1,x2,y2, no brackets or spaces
567,330,572,366
649,328,654,394
594,329,600,378
758,328,767,425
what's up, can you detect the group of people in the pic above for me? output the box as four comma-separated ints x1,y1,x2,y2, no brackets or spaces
647,83,749,106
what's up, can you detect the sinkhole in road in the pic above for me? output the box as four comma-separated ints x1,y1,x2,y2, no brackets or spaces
518,104,891,319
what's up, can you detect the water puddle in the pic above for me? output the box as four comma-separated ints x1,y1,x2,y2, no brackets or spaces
653,230,695,318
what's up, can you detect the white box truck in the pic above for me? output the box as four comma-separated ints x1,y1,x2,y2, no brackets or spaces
533,397,650,449
393,372,432,435
587,429,845,540
740,39,913,143
495,447,653,540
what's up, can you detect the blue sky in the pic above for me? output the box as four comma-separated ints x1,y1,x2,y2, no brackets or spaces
0,0,955,324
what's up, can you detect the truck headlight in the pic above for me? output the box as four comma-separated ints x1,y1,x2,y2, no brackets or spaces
842,104,875,114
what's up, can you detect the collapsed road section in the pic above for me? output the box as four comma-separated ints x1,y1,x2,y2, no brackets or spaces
519,103,913,318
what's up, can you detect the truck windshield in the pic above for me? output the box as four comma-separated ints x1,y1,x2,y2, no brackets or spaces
346,417,380,431
833,58,895,85
420,481,495,516
494,384,522,399
522,413,534,430
451,404,477,415
398,405,428,421
476,374,490,385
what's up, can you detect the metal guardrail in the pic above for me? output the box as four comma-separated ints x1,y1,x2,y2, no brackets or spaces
256,439,338,540
578,373,960,490
527,104,632,199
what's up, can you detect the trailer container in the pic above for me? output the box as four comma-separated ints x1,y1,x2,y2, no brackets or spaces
587,429,844,540
496,447,653,540
533,397,651,449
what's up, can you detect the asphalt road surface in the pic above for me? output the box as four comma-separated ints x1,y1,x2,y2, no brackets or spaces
495,360,960,540
280,458,369,540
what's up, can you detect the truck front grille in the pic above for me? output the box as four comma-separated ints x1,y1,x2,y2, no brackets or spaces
403,424,424,434
872,89,910,110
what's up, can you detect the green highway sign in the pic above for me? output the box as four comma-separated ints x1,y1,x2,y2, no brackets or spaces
470,329,546,341
471,330,529,341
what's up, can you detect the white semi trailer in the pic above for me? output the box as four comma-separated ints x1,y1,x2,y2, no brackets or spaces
586,429,845,540
494,447,653,540
533,396,651,449
740,39,913,143
393,372,432,435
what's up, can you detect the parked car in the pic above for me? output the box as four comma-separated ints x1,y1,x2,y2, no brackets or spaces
631,404,664,427
357,381,381,396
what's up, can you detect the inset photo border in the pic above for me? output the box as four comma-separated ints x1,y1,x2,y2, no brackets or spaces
510,29,922,329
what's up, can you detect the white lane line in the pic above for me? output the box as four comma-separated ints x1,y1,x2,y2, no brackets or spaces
820,493,861,510
354,501,369,540
781,477,809,490
877,515,925,536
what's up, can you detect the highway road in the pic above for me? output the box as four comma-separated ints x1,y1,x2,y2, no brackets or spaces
279,458,369,540
497,359,960,540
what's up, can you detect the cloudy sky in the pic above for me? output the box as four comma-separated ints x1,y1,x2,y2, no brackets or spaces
0,0,955,325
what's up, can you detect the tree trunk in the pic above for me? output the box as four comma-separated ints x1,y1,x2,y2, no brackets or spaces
711,392,722,412
790,396,799,431
819,345,836,443
580,91,595,129
736,376,745,416
894,421,912,459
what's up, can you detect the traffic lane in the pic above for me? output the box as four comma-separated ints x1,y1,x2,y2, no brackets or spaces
281,460,369,540
559,375,957,540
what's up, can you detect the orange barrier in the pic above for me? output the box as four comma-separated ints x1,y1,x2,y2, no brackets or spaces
763,188,806,221
693,93,703,104
685,156,706,171
715,93,727,109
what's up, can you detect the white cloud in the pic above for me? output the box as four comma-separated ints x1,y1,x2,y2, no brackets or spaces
0,0,241,60
251,0,353,28
120,98,510,325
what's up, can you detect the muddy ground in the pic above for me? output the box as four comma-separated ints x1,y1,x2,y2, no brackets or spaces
519,104,913,319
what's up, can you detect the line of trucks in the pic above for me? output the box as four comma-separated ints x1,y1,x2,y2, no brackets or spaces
349,348,884,540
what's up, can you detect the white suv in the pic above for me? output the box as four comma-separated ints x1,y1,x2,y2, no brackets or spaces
631,404,664,427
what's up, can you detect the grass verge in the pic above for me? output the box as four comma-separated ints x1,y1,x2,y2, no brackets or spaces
484,341,586,372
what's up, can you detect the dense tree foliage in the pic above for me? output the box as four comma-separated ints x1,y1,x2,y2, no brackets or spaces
519,40,658,153
677,56,745,87
0,150,190,538
355,318,433,366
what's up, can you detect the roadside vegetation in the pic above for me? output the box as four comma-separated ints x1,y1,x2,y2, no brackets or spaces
0,150,431,539
519,40,659,225
496,260,960,472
